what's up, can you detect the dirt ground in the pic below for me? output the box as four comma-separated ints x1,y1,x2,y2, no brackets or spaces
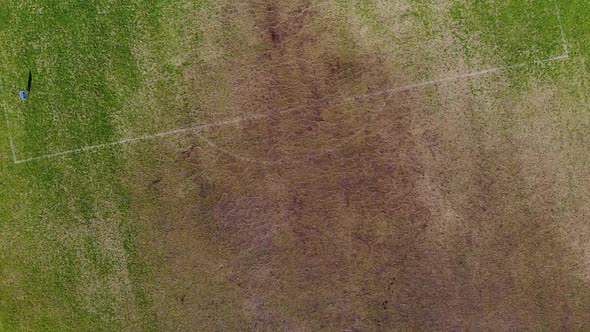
127,0,590,330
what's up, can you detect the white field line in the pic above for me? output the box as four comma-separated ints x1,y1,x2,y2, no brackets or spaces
12,112,273,164
5,3,572,165
6,53,570,164
345,54,569,103
554,0,569,57
196,1,573,165
199,54,570,164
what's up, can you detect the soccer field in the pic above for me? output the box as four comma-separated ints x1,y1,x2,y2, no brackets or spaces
1,0,590,330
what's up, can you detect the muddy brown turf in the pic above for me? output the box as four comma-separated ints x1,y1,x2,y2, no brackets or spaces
130,0,590,330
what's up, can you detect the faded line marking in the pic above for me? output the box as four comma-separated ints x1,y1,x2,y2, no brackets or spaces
555,0,569,57
192,55,570,164
13,112,274,164
9,55,570,164
347,54,569,103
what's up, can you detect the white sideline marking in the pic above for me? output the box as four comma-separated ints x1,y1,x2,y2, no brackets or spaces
345,55,569,103
4,55,570,164
3,2,571,164
199,55,569,164
11,112,273,164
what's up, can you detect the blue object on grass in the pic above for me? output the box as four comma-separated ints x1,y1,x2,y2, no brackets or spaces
19,90,27,101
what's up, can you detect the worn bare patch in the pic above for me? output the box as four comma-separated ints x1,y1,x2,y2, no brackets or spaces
127,0,590,330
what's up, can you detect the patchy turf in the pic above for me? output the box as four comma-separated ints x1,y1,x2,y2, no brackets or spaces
2,0,590,330
129,0,590,330
0,0,207,330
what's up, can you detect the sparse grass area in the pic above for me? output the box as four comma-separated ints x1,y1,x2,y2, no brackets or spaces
1,0,590,331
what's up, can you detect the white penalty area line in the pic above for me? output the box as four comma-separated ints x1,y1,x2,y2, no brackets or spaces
8,111,273,164
4,53,570,164
345,54,569,103
3,0,572,164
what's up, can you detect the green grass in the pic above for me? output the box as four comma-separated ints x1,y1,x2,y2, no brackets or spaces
1,0,206,160
336,0,567,84
3,1,131,157
450,0,565,65
0,0,589,330
0,0,208,330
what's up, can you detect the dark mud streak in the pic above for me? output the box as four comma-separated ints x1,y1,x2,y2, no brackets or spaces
180,1,430,330
202,5,437,321
173,0,590,330
266,4,283,45
193,0,452,329
212,0,393,163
